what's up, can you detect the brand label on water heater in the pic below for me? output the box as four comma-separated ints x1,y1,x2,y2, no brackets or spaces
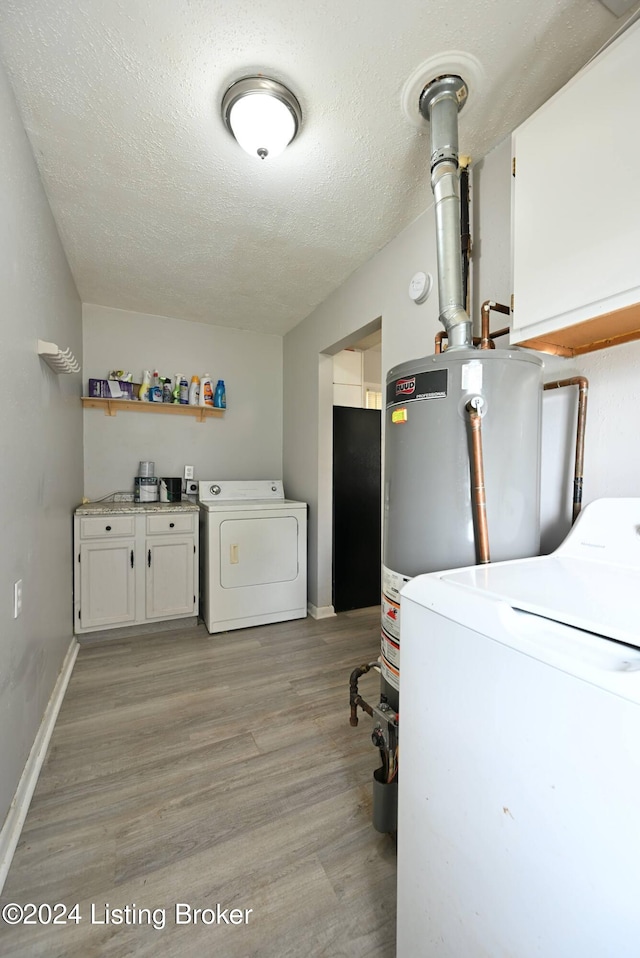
387,368,447,407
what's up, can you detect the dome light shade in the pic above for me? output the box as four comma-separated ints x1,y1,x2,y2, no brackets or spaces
222,76,302,160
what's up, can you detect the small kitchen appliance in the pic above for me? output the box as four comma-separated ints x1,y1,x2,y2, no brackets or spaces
159,477,182,502
134,476,158,502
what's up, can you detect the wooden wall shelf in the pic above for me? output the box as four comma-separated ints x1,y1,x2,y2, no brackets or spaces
82,397,224,422
516,301,640,358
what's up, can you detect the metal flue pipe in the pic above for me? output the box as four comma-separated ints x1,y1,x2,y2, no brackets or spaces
419,75,472,351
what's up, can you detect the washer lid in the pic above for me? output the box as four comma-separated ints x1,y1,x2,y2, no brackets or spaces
405,499,640,648
440,555,639,647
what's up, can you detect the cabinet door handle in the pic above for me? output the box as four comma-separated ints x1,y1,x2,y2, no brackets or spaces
105,525,112,531
169,522,175,528
148,548,151,568
130,549,134,568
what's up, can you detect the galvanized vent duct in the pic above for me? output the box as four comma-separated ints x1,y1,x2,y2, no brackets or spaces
419,75,472,351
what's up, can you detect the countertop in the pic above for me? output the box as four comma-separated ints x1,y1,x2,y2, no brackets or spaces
75,500,199,516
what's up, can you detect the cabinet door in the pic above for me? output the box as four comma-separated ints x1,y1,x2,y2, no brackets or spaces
145,536,195,620
78,540,136,631
511,20,640,344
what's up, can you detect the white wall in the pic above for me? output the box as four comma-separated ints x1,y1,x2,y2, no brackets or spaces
0,61,82,826
333,349,363,407
284,132,640,609
363,345,382,389
556,341,640,500
83,304,283,497
284,207,442,610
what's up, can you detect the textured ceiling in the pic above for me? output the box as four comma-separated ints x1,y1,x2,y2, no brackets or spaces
0,0,636,335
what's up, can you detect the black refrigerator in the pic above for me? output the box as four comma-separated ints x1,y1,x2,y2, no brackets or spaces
332,406,381,612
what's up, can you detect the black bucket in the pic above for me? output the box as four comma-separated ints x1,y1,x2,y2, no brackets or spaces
372,766,398,834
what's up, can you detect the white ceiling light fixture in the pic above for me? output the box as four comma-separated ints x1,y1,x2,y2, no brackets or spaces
222,76,302,161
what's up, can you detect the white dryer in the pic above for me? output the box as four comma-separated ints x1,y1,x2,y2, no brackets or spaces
198,480,307,634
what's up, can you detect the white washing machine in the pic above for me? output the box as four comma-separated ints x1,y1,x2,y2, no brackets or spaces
198,480,307,634
397,498,640,958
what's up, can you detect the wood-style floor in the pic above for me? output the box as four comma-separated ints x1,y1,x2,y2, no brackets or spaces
1,608,396,957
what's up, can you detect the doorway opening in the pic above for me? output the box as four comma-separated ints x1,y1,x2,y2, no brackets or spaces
330,325,382,613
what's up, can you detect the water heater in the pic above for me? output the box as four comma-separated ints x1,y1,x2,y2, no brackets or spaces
380,346,543,709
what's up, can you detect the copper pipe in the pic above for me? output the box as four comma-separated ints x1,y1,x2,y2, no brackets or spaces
480,300,511,350
466,400,491,564
349,662,377,726
434,324,509,355
489,326,510,341
543,377,589,523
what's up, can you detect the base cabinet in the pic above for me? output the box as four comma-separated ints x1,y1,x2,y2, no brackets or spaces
146,537,196,619
74,509,198,634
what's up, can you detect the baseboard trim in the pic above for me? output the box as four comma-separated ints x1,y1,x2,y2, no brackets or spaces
77,615,199,644
307,602,336,620
0,636,79,895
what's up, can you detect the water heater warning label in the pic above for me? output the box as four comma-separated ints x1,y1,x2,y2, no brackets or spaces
380,565,411,692
391,408,408,424
386,368,447,407
382,565,411,604
461,361,483,392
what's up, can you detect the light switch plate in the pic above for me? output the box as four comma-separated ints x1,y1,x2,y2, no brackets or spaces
13,579,22,618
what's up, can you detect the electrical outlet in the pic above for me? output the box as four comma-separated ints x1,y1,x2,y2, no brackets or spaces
184,465,194,481
114,492,135,502
13,579,22,618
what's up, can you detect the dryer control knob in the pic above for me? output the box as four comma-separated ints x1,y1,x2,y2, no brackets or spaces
210,484,221,495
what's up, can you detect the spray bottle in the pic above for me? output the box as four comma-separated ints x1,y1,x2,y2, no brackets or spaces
139,370,151,402
151,370,162,403
172,375,181,404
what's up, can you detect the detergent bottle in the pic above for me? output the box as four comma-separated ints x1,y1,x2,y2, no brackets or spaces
199,375,213,407
213,379,226,409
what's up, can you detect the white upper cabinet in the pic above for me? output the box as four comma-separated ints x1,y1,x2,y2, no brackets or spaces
511,20,640,356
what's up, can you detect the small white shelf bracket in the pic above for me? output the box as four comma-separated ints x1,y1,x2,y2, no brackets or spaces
38,339,80,374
